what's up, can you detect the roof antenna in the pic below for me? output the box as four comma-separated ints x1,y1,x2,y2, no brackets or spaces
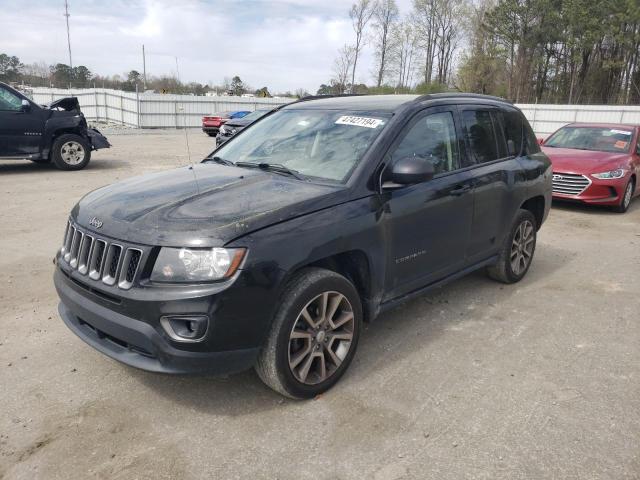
174,56,193,166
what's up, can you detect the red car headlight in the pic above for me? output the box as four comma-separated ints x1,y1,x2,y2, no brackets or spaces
592,169,625,180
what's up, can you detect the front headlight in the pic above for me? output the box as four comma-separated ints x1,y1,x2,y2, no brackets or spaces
151,247,246,282
592,169,625,179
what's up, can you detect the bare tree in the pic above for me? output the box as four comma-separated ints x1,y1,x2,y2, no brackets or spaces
413,0,437,84
390,19,420,90
372,0,399,87
349,0,375,91
413,0,465,86
333,44,356,93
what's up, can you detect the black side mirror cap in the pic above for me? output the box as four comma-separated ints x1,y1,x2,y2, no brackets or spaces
20,99,31,112
383,156,435,189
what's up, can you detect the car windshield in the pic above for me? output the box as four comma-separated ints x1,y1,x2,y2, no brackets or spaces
545,126,633,153
210,109,390,182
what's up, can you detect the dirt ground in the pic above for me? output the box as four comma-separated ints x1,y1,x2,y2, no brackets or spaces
1,130,639,480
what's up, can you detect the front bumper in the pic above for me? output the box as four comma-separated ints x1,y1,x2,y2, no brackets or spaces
87,128,110,150
202,127,219,135
552,172,628,206
54,267,261,374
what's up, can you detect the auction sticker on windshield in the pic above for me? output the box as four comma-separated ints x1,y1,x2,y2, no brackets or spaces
335,116,384,129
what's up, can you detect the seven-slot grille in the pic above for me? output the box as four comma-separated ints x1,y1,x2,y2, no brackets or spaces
60,220,143,290
552,172,591,196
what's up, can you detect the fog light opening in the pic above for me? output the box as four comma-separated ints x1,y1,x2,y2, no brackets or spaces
160,315,209,343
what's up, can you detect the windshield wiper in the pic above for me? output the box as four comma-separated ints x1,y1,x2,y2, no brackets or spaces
236,162,304,180
203,156,234,166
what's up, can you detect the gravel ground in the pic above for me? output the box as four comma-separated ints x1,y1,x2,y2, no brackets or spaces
1,130,639,480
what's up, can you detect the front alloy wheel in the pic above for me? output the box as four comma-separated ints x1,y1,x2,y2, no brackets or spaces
615,179,634,213
51,133,91,170
288,292,355,385
255,268,362,399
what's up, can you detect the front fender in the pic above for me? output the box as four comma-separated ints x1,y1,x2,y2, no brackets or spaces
227,196,388,330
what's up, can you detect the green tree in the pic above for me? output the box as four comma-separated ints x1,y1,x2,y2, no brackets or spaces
255,86,272,98
230,76,246,96
0,53,23,82
127,70,141,84
50,63,73,87
72,66,92,87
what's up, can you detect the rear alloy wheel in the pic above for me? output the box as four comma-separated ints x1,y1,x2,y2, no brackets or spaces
255,268,362,399
614,179,634,213
487,209,537,284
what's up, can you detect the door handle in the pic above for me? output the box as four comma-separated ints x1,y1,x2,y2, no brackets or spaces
449,184,472,196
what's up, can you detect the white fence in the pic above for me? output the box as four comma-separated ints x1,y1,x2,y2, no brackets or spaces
30,87,290,129
28,87,640,135
517,104,640,138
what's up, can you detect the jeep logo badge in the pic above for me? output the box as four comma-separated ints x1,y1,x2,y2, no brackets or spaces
553,174,563,181
89,217,103,229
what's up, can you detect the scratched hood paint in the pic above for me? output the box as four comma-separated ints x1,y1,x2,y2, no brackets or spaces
72,163,345,246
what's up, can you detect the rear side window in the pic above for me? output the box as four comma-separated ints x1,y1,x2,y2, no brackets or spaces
524,121,541,154
461,109,501,164
497,109,524,156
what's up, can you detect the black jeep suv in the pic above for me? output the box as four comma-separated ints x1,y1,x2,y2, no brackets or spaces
54,94,552,398
0,81,110,170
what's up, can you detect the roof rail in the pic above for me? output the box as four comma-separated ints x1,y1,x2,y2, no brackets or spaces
275,93,366,110
414,92,512,104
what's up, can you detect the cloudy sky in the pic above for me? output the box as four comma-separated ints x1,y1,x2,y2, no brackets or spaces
1,0,414,92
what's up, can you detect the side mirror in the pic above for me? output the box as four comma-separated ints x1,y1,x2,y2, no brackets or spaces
20,99,31,112
537,137,545,145
507,139,517,156
383,156,435,189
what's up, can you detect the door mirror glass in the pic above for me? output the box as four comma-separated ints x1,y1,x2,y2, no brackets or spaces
507,139,517,156
21,99,31,112
384,156,435,188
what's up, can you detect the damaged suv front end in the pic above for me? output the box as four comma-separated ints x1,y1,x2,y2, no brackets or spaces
0,81,109,170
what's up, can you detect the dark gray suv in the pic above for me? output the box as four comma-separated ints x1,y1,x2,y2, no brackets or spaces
54,93,552,398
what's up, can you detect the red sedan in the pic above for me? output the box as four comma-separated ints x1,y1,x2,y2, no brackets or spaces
541,123,640,213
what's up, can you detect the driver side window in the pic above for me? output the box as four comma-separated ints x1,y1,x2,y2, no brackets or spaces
390,111,460,175
0,87,23,111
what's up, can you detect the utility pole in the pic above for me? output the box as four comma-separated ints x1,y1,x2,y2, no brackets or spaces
142,44,147,90
64,0,73,69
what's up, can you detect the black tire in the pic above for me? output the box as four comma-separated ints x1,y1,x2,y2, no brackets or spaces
487,209,537,284
255,268,362,399
206,131,217,137
51,134,91,171
614,178,634,213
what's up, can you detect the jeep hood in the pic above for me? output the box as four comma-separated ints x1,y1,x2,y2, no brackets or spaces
48,97,80,111
71,163,347,246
